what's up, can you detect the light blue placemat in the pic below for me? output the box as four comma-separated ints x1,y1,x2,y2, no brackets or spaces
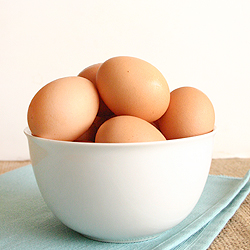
1,165,249,250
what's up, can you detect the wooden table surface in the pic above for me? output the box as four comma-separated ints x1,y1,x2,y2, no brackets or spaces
1,158,249,249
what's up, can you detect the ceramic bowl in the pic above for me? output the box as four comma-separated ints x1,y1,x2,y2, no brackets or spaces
24,127,217,243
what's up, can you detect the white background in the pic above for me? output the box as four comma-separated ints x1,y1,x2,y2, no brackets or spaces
1,0,250,160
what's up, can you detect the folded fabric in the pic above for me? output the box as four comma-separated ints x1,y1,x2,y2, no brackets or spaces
0,165,249,250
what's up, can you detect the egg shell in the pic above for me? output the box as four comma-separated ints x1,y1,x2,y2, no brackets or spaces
96,56,170,122
95,115,166,143
158,86,215,139
27,76,99,141
78,63,101,85
78,63,114,117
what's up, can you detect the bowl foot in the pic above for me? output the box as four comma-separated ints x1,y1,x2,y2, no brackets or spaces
83,232,162,243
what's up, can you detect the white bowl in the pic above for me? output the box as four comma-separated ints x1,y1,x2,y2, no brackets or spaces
24,127,217,243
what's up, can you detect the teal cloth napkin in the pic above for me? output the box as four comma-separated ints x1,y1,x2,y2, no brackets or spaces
1,165,250,250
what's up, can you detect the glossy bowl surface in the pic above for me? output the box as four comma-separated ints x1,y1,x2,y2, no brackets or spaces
24,127,217,243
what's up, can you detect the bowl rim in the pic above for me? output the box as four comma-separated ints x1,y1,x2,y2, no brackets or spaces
24,126,217,147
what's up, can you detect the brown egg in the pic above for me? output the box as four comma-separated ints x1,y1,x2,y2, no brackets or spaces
78,63,102,85
95,115,166,143
78,63,113,117
158,86,215,139
96,56,170,122
27,76,99,141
